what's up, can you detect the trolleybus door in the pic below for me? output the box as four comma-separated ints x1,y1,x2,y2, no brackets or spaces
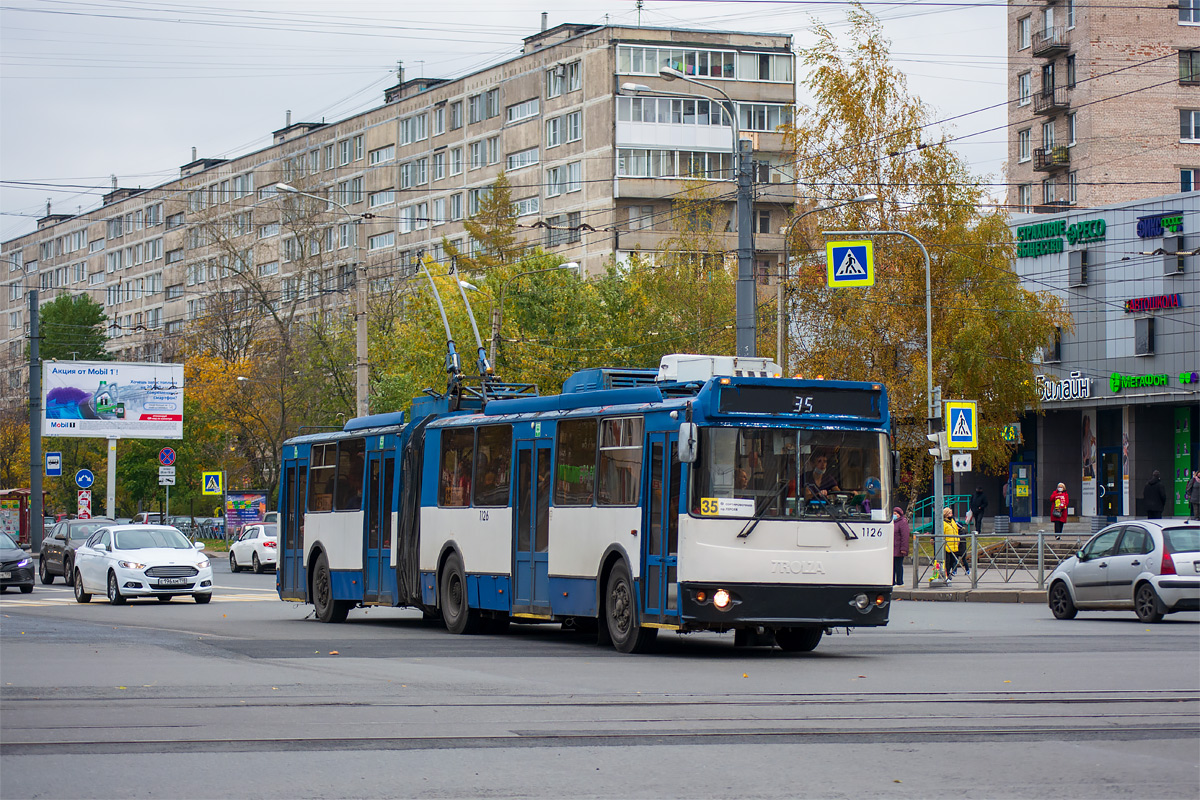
642,434,682,621
513,440,552,614
280,454,308,601
362,449,395,604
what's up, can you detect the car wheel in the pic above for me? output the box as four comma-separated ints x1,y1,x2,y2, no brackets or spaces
39,558,54,585
193,593,212,604
252,553,263,574
19,584,33,594
73,570,91,603
312,552,350,623
440,552,480,635
229,552,240,573
604,560,656,654
63,557,74,586
775,626,824,652
107,571,126,605
157,595,173,603
1048,581,1078,620
1134,583,1164,623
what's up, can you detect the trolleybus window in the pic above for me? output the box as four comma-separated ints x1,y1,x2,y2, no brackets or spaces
692,428,888,520
308,442,338,512
440,428,475,507
474,424,512,507
555,418,596,506
334,438,366,511
598,416,643,506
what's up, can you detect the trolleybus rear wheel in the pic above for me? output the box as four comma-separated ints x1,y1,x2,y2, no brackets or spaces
312,552,350,623
440,552,480,634
774,626,823,652
605,561,656,654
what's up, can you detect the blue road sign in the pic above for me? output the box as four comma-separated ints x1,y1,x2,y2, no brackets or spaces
945,400,979,449
75,468,95,489
46,452,62,477
825,240,875,287
159,447,176,467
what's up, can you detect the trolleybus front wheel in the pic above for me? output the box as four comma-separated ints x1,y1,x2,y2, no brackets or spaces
774,626,823,652
312,552,351,623
605,561,657,654
440,552,480,635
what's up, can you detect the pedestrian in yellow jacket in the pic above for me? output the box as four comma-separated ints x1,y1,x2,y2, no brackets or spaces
942,507,962,579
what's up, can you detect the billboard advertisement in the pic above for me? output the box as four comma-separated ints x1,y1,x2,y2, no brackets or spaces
225,491,268,537
42,361,184,439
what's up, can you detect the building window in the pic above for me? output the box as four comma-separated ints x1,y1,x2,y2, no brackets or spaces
506,97,540,124
1068,113,1077,145
547,66,565,98
433,152,446,181
1018,73,1031,106
1042,327,1062,363
368,232,394,251
369,189,395,208
1066,0,1076,28
450,193,463,221
1042,178,1057,205
1041,63,1055,94
339,139,352,166
433,197,446,225
506,147,539,171
1017,16,1030,49
566,111,582,142
1018,184,1032,213
1181,109,1200,141
433,106,445,136
567,60,582,92
354,135,363,161
546,117,562,148
1066,55,1077,87
400,114,427,145
1181,0,1199,24
514,197,540,217
450,101,463,130
469,141,484,169
1068,171,1078,204
545,162,582,196
487,136,500,165
468,94,482,124
450,147,463,176
1068,248,1090,286
416,158,428,185
1018,129,1031,162
467,188,485,216
1134,317,1155,355
626,206,654,230
1183,168,1197,192
485,89,500,119
1042,120,1056,149
1181,51,1200,83
369,145,395,165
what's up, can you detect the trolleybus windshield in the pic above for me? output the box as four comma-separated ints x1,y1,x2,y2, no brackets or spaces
691,428,888,521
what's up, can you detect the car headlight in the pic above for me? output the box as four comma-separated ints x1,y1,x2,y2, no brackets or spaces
118,560,147,570
197,560,209,569
16,557,30,568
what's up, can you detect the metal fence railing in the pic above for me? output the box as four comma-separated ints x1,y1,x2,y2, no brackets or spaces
909,531,1090,590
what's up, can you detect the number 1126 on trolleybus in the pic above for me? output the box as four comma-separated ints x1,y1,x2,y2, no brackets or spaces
277,353,894,653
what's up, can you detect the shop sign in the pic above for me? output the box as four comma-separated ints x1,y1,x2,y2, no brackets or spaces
1109,372,1169,393
1180,371,1199,385
1001,423,1022,444
1035,371,1092,401
1135,211,1183,238
1124,293,1182,313
1016,218,1106,258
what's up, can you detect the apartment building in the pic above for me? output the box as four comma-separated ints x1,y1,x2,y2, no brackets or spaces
1,22,798,397
1006,0,1199,212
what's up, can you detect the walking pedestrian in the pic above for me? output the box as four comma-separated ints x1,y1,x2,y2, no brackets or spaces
969,487,988,535
1186,469,1200,520
1050,482,1069,535
1143,470,1168,519
892,507,910,586
942,507,961,579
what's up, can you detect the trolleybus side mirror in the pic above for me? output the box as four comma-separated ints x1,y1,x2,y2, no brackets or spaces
678,422,698,464
891,450,901,488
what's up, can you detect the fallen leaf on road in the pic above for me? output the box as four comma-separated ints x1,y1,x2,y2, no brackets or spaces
329,650,339,655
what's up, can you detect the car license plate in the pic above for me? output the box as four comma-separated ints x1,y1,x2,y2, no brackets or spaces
157,577,187,586
0,571,10,579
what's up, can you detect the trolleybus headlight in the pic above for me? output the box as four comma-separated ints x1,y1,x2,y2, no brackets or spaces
713,589,732,610
851,593,870,610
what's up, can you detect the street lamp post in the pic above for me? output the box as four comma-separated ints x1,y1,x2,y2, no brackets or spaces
622,66,756,357
822,228,943,563
274,182,369,419
488,263,578,368
776,194,878,371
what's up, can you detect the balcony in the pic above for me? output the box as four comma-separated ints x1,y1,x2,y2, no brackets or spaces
1031,26,1069,57
1034,200,1071,214
1033,146,1070,172
1033,86,1070,115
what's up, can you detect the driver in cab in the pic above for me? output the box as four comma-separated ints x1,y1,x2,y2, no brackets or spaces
804,450,841,501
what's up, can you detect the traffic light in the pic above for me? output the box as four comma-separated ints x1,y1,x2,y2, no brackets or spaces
926,430,949,460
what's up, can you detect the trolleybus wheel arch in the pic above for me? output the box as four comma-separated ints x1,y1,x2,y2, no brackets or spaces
440,551,480,635
604,559,657,654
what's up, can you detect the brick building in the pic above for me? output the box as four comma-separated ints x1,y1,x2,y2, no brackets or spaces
1,22,798,398
1006,0,1200,212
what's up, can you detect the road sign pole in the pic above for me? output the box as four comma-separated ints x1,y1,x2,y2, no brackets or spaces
106,437,117,519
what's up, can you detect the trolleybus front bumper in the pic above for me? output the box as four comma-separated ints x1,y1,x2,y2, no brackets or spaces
678,582,891,628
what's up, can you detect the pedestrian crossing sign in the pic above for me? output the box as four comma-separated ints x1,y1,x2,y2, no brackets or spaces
201,471,224,495
826,240,874,287
945,401,978,449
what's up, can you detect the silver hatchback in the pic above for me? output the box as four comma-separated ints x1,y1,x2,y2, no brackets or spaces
1047,520,1200,623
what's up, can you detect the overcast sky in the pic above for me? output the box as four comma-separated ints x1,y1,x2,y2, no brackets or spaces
0,0,1007,242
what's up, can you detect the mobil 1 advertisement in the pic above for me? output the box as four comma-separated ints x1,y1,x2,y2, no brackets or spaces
42,360,184,439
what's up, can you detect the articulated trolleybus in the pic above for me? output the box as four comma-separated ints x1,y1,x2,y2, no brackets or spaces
278,354,894,653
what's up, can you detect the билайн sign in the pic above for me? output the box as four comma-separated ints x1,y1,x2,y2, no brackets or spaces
1036,371,1092,401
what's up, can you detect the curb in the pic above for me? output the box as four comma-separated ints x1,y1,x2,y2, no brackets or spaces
894,588,1046,604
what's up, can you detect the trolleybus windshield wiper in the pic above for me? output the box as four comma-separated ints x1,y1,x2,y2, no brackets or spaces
736,463,793,540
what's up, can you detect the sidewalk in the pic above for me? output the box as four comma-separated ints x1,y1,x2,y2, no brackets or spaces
892,569,1047,604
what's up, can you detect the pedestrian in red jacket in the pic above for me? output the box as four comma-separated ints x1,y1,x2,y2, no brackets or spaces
1049,482,1069,535
892,507,910,586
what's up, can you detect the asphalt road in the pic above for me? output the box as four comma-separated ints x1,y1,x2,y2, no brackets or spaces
1,559,1197,800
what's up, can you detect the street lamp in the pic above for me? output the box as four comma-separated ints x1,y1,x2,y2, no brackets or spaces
489,262,579,367
274,182,369,419
620,69,757,357
777,194,878,370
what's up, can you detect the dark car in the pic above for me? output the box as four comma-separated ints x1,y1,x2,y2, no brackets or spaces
39,518,114,585
1,532,34,593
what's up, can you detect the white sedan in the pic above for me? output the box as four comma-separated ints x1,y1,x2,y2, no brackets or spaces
228,523,278,574
73,525,213,604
